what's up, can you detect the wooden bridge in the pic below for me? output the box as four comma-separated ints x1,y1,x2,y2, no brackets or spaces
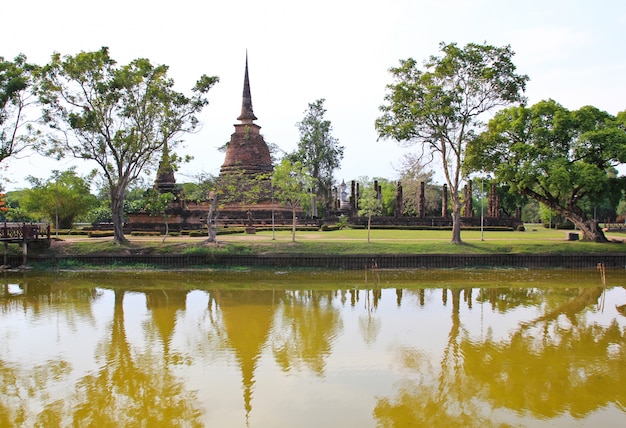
1,223,50,268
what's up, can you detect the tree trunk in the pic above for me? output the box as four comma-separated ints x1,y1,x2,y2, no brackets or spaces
450,197,463,244
291,208,297,242
205,196,218,243
572,218,609,242
162,219,169,243
110,190,127,243
367,215,371,243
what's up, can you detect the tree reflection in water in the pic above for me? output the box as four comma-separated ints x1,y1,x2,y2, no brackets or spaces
72,289,204,427
0,270,624,427
374,285,626,427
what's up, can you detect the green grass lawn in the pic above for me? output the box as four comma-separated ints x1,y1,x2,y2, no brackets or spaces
46,224,626,256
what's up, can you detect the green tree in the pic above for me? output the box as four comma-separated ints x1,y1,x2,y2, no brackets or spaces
181,172,217,206
272,159,314,242
142,188,175,242
21,168,98,228
358,185,382,243
376,42,528,244
2,189,37,222
374,178,397,217
398,153,439,217
216,169,267,224
36,47,218,243
179,172,219,242
0,54,37,165
290,99,344,214
466,100,626,242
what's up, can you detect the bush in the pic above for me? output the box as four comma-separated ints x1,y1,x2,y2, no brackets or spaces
130,231,161,236
556,221,575,230
88,231,115,238
68,230,89,236
336,215,349,230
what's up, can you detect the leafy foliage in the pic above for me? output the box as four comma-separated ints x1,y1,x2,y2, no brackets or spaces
376,42,528,243
358,185,382,243
36,47,218,242
0,54,38,165
142,188,175,242
21,168,98,228
290,99,344,211
397,154,440,216
272,159,314,242
466,99,626,241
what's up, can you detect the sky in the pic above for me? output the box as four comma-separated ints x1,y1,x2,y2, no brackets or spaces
2,0,625,191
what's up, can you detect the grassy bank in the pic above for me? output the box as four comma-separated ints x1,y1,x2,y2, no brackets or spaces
43,225,626,257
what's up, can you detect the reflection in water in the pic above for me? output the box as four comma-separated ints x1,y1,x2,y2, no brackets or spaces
0,269,624,427
215,289,282,422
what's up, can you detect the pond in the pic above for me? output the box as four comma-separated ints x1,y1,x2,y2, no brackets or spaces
0,268,625,427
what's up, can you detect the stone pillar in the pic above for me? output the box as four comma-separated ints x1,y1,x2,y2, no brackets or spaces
488,184,494,217
374,180,379,204
395,181,403,218
463,180,473,217
418,181,425,218
350,180,356,212
442,184,448,218
495,190,501,218
488,183,501,218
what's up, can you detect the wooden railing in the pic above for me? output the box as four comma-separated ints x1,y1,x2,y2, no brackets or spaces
0,223,50,241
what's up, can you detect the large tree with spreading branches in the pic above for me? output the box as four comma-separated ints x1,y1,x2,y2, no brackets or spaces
466,100,626,242
36,47,218,242
376,42,528,244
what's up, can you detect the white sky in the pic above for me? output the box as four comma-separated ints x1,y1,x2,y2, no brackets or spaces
2,0,625,191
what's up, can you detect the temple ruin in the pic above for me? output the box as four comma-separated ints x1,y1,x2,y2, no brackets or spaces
127,56,522,234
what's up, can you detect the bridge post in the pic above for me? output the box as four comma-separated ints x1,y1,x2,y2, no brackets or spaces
22,241,28,268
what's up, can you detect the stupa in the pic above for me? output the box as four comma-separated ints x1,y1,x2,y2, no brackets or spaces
215,54,293,225
127,54,296,232
219,54,273,178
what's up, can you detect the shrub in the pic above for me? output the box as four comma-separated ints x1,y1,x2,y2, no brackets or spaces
130,231,161,236
88,231,115,238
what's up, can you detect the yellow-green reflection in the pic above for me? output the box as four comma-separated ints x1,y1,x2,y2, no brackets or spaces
0,269,624,427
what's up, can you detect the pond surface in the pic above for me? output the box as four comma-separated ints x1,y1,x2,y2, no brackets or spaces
1,269,625,427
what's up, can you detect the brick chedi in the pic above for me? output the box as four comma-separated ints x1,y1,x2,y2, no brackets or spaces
220,54,273,177
216,53,294,225
155,141,178,194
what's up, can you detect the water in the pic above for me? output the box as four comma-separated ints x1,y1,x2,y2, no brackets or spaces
0,269,624,427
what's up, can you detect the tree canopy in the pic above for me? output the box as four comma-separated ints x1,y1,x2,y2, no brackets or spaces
36,47,218,242
272,159,314,242
465,99,626,242
21,168,98,228
290,99,344,213
0,54,37,165
376,42,528,243
358,184,382,243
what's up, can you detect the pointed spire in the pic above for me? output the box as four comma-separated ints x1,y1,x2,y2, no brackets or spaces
237,51,257,124
155,140,176,194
